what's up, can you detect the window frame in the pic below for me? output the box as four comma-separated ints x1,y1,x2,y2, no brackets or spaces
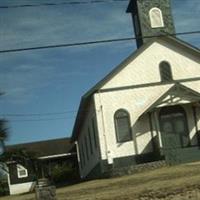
81,143,86,167
149,7,164,28
84,136,89,161
88,127,93,155
17,164,28,178
114,109,132,143
159,61,173,82
79,141,84,169
92,118,97,148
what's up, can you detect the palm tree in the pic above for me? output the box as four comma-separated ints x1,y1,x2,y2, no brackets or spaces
0,120,7,139
0,120,8,155
0,120,8,173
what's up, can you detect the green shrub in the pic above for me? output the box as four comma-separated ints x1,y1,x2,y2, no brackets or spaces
0,180,9,196
51,163,79,184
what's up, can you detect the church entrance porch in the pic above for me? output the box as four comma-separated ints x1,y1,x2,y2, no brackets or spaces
158,105,200,165
159,105,190,149
140,84,200,165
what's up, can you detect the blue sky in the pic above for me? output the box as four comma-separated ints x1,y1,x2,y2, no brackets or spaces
0,0,199,145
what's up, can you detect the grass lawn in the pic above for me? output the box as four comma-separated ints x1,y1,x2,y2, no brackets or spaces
1,163,200,200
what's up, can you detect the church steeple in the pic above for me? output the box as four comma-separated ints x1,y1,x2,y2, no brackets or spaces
127,0,176,48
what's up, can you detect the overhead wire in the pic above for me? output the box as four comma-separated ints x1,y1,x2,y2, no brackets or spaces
0,0,128,9
0,0,199,122
0,0,198,9
1,111,95,123
10,117,75,122
0,109,98,122
1,110,77,117
0,31,200,54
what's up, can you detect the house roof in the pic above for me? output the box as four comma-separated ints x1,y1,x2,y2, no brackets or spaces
6,137,75,158
126,0,136,13
72,36,200,140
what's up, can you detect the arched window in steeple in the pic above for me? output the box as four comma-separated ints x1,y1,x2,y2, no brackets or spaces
149,7,164,28
159,61,173,82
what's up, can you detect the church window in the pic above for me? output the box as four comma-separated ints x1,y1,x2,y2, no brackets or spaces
88,127,93,155
81,143,86,166
159,61,173,82
92,118,97,148
79,144,83,169
149,7,164,28
84,136,89,160
114,109,132,143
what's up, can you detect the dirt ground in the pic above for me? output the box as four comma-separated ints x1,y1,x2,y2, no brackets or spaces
1,163,200,200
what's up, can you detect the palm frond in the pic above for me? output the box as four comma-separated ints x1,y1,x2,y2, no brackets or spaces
0,120,8,140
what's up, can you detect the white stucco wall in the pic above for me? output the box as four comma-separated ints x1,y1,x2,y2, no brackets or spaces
9,182,36,195
93,39,200,163
183,81,200,93
94,84,172,161
195,106,200,141
184,104,198,146
7,173,35,195
77,39,200,177
77,98,101,178
183,81,200,146
94,87,200,165
133,114,153,154
102,40,200,90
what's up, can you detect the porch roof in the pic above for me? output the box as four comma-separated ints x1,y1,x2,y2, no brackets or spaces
140,83,200,116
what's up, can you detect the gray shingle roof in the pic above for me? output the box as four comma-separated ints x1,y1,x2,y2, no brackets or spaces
6,137,74,157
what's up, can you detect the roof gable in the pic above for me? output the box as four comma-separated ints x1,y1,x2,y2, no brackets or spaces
141,83,200,115
84,36,200,98
72,36,200,140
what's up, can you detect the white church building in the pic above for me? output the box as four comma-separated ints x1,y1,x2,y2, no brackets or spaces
72,0,200,179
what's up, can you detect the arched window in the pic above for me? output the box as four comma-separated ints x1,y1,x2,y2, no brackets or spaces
159,61,173,82
149,7,164,28
114,109,132,143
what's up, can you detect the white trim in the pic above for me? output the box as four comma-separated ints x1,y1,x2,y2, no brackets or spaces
38,152,75,160
149,7,164,28
6,161,16,164
75,141,81,164
17,164,28,178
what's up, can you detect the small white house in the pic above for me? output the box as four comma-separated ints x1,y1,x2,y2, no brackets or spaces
6,138,76,195
72,0,200,179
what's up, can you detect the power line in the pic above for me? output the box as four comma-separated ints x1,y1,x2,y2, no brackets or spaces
0,108,98,117
0,108,99,122
10,117,75,123
0,0,198,9
0,0,128,9
0,31,200,54
0,37,133,53
1,110,77,117
3,111,95,122
0,109,97,120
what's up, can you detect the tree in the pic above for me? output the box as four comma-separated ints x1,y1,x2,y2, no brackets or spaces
0,120,8,143
0,120,9,173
